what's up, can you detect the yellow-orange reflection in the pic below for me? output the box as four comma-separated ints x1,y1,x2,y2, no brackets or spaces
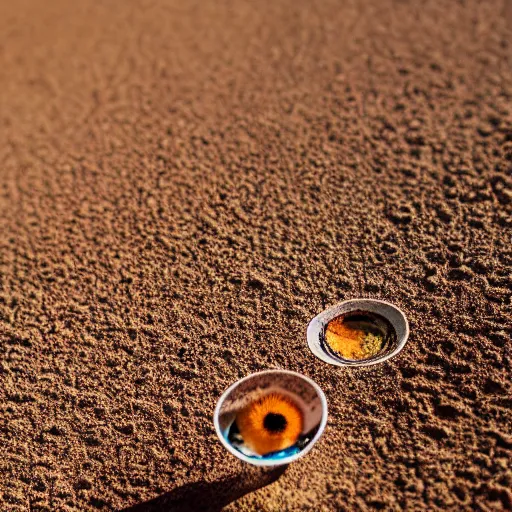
325,316,383,360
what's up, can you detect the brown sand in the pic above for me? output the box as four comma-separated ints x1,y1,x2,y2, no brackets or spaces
1,0,511,510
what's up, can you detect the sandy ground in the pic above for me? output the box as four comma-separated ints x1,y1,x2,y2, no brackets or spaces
1,0,511,510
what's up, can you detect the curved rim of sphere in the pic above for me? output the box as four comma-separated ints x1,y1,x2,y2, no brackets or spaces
213,370,328,467
307,299,409,367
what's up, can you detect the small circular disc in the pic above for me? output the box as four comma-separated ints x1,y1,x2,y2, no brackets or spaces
307,299,409,367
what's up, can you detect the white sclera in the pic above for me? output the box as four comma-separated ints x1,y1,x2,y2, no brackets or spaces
213,370,328,467
307,298,409,368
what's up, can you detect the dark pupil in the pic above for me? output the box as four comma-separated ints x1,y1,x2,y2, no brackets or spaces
263,413,287,433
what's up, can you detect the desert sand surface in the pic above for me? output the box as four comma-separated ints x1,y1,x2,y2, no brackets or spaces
1,0,511,510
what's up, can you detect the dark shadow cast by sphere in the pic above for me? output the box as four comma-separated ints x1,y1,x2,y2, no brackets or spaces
120,464,287,512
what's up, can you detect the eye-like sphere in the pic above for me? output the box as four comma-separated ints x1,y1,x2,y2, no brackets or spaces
236,394,303,456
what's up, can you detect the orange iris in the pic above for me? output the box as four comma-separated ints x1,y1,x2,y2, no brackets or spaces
236,393,303,456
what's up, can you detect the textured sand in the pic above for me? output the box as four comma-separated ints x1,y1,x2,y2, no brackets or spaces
1,0,511,510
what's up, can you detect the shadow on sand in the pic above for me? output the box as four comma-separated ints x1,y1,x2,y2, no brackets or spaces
120,464,287,512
